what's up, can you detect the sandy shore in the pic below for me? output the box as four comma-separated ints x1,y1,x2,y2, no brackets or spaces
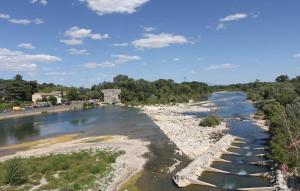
0,136,149,191
141,102,228,159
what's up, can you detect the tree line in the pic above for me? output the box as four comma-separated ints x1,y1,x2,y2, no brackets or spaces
0,74,210,108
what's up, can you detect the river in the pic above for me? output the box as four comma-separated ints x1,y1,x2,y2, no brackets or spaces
0,92,271,190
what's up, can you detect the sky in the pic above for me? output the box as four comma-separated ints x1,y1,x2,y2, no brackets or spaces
0,0,300,87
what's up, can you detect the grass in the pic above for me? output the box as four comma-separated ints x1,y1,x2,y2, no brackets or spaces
0,150,123,191
199,115,222,127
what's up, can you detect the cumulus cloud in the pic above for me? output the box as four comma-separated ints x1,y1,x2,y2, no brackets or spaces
83,54,141,68
132,33,188,49
80,0,149,15
112,42,129,47
31,0,48,5
0,48,61,71
0,13,10,19
173,58,180,62
217,13,248,30
68,48,90,55
18,43,36,49
61,26,109,45
205,63,239,71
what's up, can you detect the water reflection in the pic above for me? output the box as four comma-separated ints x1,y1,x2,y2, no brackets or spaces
0,106,159,147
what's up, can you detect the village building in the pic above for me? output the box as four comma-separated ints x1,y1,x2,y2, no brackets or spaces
101,89,121,104
32,91,63,104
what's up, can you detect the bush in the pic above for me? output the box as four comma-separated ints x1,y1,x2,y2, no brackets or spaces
199,115,222,127
48,96,57,105
3,158,28,186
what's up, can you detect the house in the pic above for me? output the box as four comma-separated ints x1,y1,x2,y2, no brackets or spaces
101,89,121,104
32,91,62,104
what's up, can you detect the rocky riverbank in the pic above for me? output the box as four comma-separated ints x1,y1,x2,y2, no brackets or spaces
0,136,149,191
141,102,228,159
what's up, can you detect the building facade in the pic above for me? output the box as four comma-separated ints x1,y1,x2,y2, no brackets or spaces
32,91,62,104
101,89,121,104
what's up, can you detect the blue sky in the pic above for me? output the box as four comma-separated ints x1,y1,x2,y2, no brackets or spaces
0,0,299,87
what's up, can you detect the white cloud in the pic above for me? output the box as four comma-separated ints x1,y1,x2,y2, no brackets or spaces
83,54,141,68
112,42,129,47
220,13,248,22
143,26,156,32
173,58,180,62
0,13,10,19
217,13,248,30
0,48,61,71
31,0,48,5
68,48,90,55
293,53,300,58
80,0,149,15
9,19,31,25
205,63,239,71
33,18,44,24
18,43,36,49
61,26,108,46
60,39,83,45
84,62,115,68
132,33,188,49
8,18,44,25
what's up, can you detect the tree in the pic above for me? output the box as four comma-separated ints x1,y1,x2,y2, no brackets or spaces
14,74,23,81
48,96,57,105
276,75,289,83
66,87,78,101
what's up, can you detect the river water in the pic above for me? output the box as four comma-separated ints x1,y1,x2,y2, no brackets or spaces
0,92,271,190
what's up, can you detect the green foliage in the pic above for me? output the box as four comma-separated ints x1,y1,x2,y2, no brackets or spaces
48,96,57,105
0,150,123,190
275,75,289,83
96,75,210,105
2,158,28,186
199,115,222,127
66,87,79,101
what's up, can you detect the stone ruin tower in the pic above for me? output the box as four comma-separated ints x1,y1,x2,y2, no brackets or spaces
101,89,121,104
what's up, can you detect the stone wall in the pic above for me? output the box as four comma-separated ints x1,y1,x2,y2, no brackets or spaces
101,89,121,104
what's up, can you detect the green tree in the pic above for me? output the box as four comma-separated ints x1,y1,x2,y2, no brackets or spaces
48,96,57,105
275,75,289,83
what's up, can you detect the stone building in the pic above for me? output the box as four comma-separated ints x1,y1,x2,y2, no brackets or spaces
32,91,62,104
101,89,121,104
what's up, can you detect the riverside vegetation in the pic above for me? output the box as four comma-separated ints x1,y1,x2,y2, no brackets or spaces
0,74,210,111
0,150,123,190
212,75,300,175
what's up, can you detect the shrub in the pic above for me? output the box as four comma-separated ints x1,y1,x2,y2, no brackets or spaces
3,158,28,186
199,115,222,127
48,96,57,105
